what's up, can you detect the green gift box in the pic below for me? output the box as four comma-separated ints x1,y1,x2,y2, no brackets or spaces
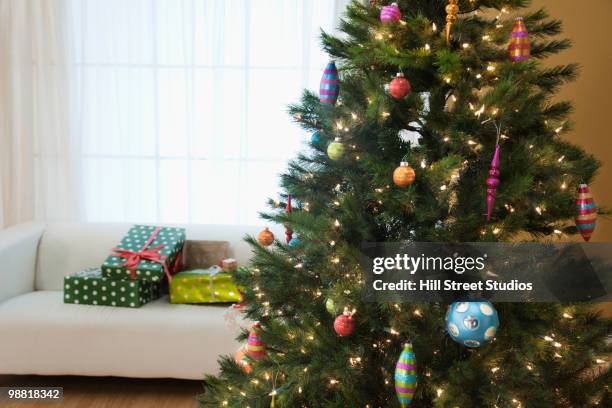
169,266,243,304
64,268,159,308
102,225,186,282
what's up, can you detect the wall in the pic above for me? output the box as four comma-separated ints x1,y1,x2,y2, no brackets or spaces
530,0,612,242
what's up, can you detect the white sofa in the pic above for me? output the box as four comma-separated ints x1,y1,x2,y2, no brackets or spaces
0,222,280,380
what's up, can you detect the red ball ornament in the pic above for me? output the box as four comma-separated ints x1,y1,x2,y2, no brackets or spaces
334,312,355,337
389,73,411,99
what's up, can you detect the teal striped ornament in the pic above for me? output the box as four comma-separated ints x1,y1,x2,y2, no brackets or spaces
395,342,417,407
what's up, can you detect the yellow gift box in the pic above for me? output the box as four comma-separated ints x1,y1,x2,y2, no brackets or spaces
169,266,243,304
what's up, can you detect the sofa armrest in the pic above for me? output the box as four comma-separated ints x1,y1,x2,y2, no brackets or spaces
0,222,45,303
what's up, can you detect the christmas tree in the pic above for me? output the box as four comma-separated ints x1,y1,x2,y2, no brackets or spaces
201,1,611,406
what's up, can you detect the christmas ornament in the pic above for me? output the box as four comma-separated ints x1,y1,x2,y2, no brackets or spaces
247,323,267,360
285,194,293,243
508,17,530,62
486,144,501,221
380,3,401,23
393,162,416,187
389,73,411,99
395,342,417,407
257,227,274,246
445,0,459,45
325,297,340,315
235,346,253,374
446,301,499,348
311,131,321,144
575,184,597,242
319,61,340,105
288,235,301,249
327,138,345,160
334,311,355,337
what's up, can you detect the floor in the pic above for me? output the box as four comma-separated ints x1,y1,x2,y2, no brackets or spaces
0,375,202,408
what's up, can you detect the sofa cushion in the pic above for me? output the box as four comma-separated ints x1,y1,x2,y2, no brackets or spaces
0,291,245,379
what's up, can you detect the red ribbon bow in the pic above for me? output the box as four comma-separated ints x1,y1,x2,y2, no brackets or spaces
112,227,173,282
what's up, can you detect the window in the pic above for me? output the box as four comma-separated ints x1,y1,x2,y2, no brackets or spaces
69,0,347,225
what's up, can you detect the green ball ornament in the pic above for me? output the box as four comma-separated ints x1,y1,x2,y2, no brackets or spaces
325,298,340,315
327,138,344,160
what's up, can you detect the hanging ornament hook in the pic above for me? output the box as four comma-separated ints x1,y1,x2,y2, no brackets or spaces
445,0,459,45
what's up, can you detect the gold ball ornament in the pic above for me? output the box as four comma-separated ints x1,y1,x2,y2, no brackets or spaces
327,137,345,161
257,227,274,246
393,162,416,187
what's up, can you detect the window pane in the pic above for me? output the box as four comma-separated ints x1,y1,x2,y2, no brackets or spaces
83,0,154,64
84,158,157,222
160,159,189,223
82,67,156,157
156,0,193,65
192,68,244,159
158,68,189,157
242,160,286,225
247,69,305,160
190,160,241,224
249,0,302,68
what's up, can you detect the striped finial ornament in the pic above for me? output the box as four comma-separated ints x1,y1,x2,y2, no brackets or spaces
575,184,597,242
319,61,340,105
246,323,267,360
508,17,530,62
395,342,417,407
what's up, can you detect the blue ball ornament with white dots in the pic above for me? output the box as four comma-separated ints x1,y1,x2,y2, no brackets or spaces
445,300,499,348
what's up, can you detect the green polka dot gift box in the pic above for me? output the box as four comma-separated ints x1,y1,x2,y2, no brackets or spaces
102,225,186,283
169,266,244,304
64,268,160,308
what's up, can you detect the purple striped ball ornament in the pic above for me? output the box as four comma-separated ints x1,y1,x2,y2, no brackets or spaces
575,184,597,242
246,323,267,360
319,61,340,105
380,3,401,23
508,17,530,62
395,342,417,407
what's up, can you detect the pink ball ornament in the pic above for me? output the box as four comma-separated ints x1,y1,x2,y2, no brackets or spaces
380,3,401,23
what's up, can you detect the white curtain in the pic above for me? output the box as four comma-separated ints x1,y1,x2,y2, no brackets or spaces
71,0,350,225
0,0,349,228
0,0,81,229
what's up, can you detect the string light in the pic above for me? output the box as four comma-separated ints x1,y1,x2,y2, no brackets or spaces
432,22,437,31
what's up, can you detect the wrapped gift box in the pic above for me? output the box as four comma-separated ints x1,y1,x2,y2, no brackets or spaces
64,268,159,308
102,225,186,282
169,266,243,304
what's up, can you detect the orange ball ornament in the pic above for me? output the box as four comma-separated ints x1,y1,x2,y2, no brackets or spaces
389,72,411,99
257,227,274,246
393,162,416,187
234,346,252,374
